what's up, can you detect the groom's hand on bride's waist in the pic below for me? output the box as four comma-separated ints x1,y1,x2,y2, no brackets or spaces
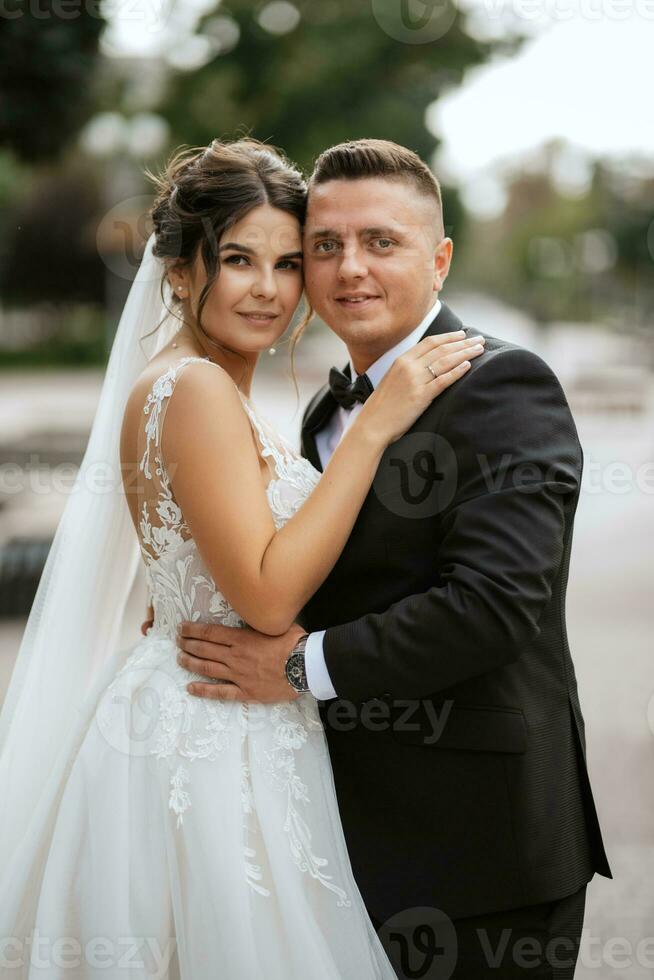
176,620,306,703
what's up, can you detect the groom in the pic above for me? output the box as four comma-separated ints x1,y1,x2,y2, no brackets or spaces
177,139,611,976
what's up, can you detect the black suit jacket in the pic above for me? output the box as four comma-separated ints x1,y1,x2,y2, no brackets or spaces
298,301,611,923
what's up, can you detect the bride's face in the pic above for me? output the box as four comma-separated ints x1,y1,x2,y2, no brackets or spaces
174,203,304,353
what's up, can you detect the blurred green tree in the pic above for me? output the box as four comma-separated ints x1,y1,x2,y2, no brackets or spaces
0,163,105,305
0,0,106,162
455,153,654,327
158,0,503,172
0,0,520,363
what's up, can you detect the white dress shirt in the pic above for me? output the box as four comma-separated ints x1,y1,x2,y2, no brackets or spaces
305,298,442,700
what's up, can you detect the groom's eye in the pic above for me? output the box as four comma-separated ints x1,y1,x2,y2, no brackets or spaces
314,240,340,254
372,238,395,250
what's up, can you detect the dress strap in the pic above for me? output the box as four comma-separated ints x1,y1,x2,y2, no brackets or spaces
236,395,294,482
137,356,217,565
139,356,296,492
140,356,214,482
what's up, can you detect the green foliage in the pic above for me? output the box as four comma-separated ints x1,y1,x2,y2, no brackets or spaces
0,0,514,365
0,162,105,305
0,303,107,370
0,0,106,162
0,150,30,207
158,0,494,171
592,164,654,280
456,159,654,325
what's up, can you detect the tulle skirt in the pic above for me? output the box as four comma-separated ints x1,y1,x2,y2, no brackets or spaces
0,631,396,979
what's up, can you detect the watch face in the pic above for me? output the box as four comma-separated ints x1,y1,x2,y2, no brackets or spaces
287,653,308,692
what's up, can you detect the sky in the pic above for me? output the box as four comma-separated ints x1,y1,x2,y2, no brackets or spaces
102,0,654,204
432,15,654,175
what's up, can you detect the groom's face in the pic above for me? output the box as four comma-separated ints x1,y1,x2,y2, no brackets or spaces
304,177,452,366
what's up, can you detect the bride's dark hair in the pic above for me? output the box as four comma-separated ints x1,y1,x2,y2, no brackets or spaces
145,137,312,388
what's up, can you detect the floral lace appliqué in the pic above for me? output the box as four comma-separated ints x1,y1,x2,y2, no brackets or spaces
123,356,345,904
253,703,351,907
138,359,203,564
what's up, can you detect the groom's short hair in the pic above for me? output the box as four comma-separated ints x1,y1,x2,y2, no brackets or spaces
309,138,443,234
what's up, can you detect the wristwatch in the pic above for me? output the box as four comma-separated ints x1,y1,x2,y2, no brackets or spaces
285,633,310,694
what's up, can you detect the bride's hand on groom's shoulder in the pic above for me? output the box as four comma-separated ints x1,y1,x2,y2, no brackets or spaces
357,330,486,446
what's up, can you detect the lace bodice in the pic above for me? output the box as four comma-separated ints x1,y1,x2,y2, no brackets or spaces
137,356,320,637
95,357,357,908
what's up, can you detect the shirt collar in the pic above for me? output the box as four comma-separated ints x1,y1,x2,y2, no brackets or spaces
349,298,442,389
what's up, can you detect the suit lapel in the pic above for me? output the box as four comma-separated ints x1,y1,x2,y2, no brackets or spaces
300,303,464,471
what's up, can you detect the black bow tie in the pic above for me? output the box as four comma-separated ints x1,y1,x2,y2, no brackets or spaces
328,366,374,410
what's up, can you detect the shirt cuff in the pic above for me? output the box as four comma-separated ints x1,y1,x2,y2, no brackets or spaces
304,630,337,701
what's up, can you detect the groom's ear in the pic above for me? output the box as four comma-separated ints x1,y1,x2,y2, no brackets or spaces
433,237,454,292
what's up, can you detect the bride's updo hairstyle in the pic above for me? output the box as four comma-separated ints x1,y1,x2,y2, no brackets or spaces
146,138,310,374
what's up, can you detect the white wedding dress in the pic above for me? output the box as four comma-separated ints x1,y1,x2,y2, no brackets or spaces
3,357,396,980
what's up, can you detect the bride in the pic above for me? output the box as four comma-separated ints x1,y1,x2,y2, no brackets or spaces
0,138,482,978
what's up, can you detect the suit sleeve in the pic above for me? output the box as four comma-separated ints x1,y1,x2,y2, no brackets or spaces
322,347,583,702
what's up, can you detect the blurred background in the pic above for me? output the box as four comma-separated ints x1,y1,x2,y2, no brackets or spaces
0,0,652,974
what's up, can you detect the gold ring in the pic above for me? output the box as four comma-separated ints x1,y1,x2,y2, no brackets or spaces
426,363,438,380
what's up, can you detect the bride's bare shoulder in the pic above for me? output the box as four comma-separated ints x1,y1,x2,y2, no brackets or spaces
124,351,204,417
120,354,192,459
120,352,237,457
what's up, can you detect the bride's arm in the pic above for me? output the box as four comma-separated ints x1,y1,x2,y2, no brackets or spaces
163,334,483,635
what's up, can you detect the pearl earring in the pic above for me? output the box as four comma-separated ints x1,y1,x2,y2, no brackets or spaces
268,347,276,356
